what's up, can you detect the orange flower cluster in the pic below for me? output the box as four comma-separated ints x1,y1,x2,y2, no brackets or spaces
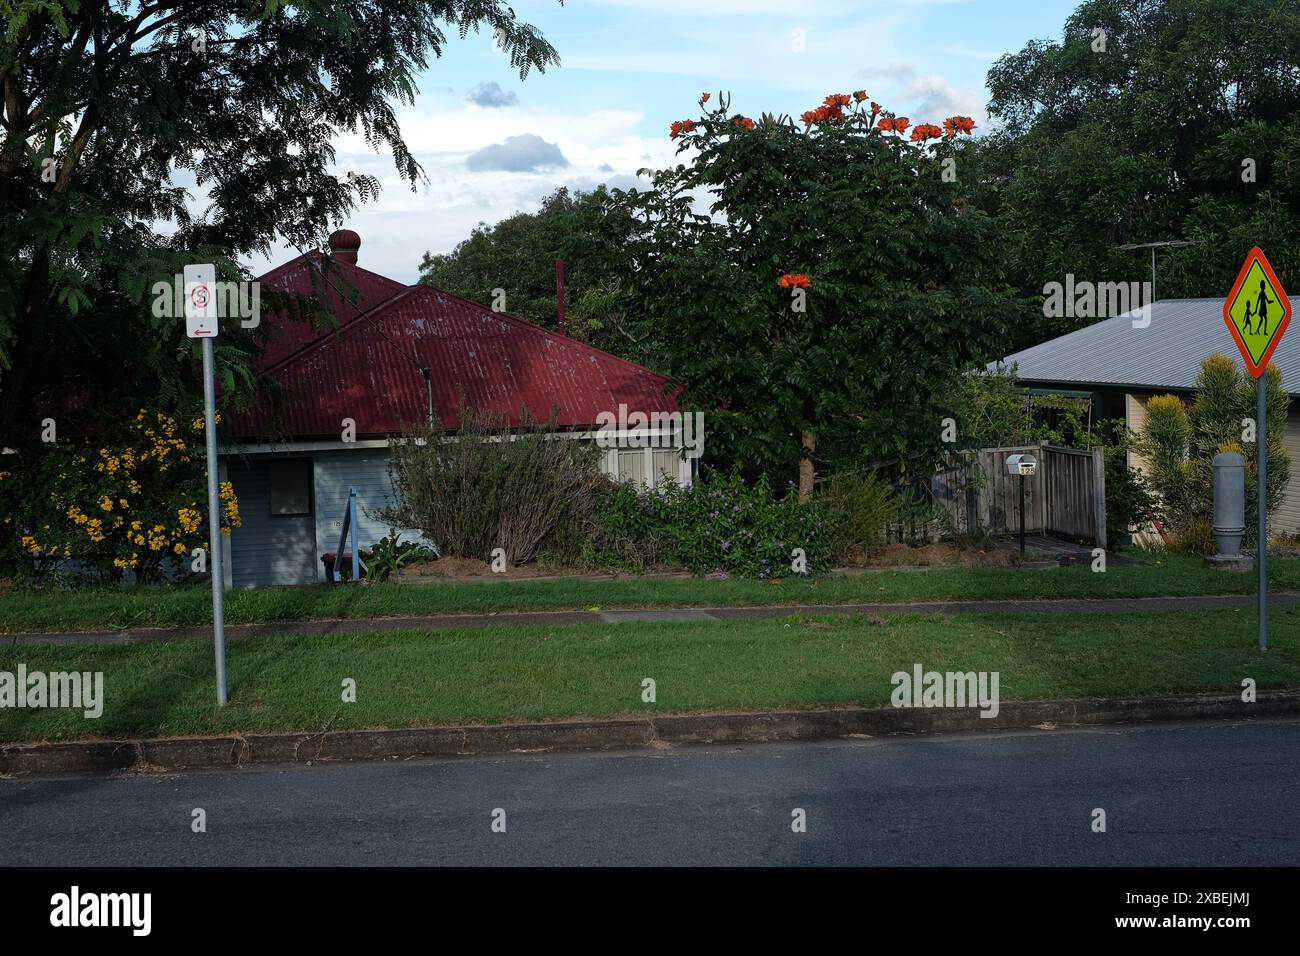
943,115,977,136
680,93,975,147
801,104,844,125
777,273,812,289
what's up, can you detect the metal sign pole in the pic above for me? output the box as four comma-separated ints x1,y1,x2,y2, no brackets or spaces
1222,246,1289,654
1258,376,1268,652
203,336,229,702
186,262,227,704
1018,474,1026,554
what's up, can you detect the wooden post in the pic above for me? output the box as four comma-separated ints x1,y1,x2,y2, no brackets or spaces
1091,445,1107,551
1038,440,1048,534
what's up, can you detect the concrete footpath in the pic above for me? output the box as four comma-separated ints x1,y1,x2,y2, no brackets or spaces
3,690,1297,777
4,591,1296,646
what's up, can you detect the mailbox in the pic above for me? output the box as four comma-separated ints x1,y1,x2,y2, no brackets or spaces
1005,453,1037,477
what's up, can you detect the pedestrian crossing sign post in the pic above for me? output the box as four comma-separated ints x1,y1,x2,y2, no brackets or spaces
1223,246,1290,653
1223,246,1290,378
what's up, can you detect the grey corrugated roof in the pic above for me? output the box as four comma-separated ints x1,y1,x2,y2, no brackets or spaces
994,298,1299,396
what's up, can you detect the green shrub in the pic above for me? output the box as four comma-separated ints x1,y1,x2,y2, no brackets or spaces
819,473,898,563
1104,441,1155,547
1139,355,1290,546
381,407,603,566
365,531,436,582
587,472,832,578
1169,516,1216,556
888,487,946,546
0,407,241,585
583,478,678,570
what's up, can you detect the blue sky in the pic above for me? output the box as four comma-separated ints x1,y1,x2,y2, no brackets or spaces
253,0,1082,281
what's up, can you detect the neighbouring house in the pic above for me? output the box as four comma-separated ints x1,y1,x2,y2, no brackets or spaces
220,230,688,587
995,298,1300,535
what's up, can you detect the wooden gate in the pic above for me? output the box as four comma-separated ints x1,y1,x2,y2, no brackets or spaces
928,443,1107,548
976,445,1045,535
1041,445,1107,549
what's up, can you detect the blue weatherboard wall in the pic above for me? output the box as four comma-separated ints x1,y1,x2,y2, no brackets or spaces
310,450,428,583
225,457,319,588
224,449,430,587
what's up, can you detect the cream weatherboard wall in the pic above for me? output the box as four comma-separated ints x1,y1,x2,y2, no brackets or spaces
1124,394,1151,475
1279,408,1300,535
1126,393,1300,537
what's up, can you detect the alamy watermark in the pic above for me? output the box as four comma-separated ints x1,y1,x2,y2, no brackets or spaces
890,664,1000,718
1043,275,1152,328
594,404,705,460
1,665,103,718
152,273,260,328
50,886,150,936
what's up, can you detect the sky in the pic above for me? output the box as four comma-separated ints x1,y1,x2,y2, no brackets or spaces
248,0,1082,282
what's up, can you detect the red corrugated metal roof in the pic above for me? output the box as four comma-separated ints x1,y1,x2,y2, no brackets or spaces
232,253,676,440
252,252,407,370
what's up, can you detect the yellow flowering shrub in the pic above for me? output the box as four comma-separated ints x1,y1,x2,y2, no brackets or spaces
1,407,242,584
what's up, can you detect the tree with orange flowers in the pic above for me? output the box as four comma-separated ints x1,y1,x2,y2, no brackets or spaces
603,92,1010,498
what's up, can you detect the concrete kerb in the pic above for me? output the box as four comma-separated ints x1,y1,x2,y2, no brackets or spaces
3,690,1296,777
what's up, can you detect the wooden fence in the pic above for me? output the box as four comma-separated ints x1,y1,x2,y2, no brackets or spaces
1040,444,1107,549
927,442,1106,548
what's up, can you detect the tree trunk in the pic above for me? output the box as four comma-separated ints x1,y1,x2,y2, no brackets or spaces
799,430,815,501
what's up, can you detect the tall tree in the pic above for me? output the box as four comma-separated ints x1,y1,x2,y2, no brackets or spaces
605,94,1012,497
981,0,1300,346
418,186,641,350
0,1,558,447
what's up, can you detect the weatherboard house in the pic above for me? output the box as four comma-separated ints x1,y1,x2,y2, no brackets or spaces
997,298,1300,535
220,230,689,588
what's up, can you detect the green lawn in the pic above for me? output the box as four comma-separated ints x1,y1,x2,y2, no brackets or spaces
1,605,1296,743
2,554,1298,633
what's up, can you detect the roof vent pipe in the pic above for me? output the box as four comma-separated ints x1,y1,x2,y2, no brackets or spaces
329,229,361,265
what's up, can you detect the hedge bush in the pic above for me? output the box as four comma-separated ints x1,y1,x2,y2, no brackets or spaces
587,472,832,577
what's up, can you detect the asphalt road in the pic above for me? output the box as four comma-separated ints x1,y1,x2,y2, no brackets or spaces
4,718,1299,866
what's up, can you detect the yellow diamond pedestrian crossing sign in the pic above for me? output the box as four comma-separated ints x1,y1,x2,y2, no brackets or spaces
1224,246,1290,378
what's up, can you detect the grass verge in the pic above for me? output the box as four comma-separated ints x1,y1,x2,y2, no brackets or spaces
1,604,1296,743
2,554,1298,633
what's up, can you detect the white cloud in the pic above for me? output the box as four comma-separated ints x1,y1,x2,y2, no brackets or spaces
898,73,986,125
467,133,569,171
466,81,519,108
245,103,678,282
